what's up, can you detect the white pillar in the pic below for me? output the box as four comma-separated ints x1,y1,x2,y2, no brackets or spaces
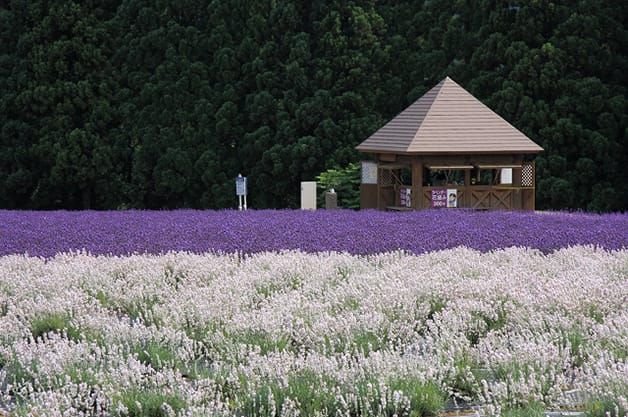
300,181,317,210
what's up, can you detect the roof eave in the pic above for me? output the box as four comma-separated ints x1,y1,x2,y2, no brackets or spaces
356,148,544,155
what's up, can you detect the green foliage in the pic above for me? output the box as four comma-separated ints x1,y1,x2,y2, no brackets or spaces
0,1,625,210
91,289,163,332
560,329,588,368
30,312,80,341
121,297,162,327
599,340,628,362
117,389,186,417
183,319,222,344
3,356,105,395
586,304,605,324
493,361,529,382
94,290,115,309
239,372,444,417
387,379,446,417
255,282,283,299
322,328,390,357
426,298,447,322
586,397,627,417
466,308,508,346
352,376,445,417
240,370,339,417
352,329,390,355
177,359,214,381
63,365,102,387
490,361,555,401
133,341,179,371
5,360,37,387
316,163,361,209
342,297,360,311
450,353,483,397
231,330,293,355
502,402,546,417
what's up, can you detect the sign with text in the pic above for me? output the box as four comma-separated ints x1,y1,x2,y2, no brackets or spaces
431,189,447,208
236,175,247,196
399,188,412,208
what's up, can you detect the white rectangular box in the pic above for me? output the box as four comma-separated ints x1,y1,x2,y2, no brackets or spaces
501,168,513,184
301,181,317,210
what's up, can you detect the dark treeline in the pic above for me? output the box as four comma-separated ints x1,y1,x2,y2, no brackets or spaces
0,1,626,211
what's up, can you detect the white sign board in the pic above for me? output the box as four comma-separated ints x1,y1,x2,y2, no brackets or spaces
301,181,317,210
500,168,513,184
447,189,457,208
361,161,378,184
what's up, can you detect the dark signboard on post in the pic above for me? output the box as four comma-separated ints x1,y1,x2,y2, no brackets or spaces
236,175,247,196
236,174,248,210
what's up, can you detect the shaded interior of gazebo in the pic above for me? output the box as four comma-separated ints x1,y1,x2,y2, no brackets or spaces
357,77,543,211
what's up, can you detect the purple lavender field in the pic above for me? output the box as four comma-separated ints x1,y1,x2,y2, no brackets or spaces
1,210,627,415
1,209,626,257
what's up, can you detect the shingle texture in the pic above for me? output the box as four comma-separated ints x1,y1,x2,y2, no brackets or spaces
356,77,543,154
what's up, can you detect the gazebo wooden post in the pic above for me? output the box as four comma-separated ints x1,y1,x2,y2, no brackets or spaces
531,161,536,209
513,162,523,209
412,161,423,209
376,165,381,210
464,169,471,208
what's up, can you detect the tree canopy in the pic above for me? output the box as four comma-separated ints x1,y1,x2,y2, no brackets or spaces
1,0,626,211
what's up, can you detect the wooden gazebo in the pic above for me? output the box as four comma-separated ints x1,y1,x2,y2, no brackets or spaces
357,77,543,211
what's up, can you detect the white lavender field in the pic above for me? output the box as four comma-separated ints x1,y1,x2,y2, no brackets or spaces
0,246,626,417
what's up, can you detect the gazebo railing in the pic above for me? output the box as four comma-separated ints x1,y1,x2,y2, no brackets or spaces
422,185,534,210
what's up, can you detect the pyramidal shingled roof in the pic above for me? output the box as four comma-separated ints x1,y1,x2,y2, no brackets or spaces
356,77,543,154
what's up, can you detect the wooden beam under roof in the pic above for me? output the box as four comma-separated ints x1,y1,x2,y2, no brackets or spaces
476,164,521,168
426,165,474,170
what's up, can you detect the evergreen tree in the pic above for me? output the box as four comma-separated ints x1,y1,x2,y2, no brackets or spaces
0,0,625,211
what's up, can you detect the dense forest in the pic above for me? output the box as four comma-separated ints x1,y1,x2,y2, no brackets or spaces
0,0,626,211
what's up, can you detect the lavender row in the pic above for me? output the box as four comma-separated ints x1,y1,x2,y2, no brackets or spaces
1,209,626,257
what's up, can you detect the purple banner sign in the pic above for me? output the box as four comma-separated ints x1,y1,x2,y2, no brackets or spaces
431,189,447,208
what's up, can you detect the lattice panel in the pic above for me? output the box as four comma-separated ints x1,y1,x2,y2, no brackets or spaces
379,169,394,186
522,163,534,187
361,161,378,184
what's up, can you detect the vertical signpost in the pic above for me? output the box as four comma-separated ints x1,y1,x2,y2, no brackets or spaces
236,174,247,210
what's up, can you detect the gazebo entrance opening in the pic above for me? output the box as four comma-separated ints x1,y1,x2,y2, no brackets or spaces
378,163,413,211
